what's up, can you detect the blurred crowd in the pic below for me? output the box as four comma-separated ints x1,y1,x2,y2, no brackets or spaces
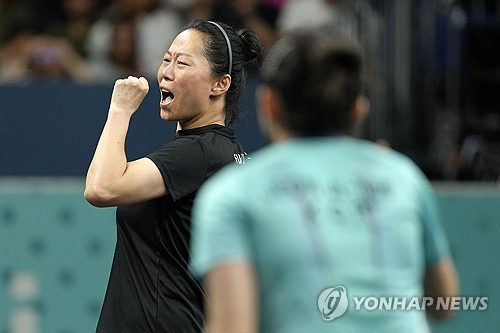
0,0,381,83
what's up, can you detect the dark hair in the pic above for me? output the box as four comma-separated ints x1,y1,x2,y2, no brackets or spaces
261,30,363,135
183,20,262,126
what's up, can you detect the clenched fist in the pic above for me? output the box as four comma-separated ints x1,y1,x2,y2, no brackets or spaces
109,76,150,117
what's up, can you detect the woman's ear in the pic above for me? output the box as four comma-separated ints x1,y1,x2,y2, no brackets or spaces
211,75,232,97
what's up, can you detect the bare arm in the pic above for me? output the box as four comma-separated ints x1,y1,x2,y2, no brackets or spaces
424,256,459,320
85,76,167,207
204,262,258,333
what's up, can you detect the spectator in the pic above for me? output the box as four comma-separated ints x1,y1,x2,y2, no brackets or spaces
0,32,88,83
45,0,100,58
162,0,214,22
277,0,381,75
86,0,184,79
87,15,142,81
0,0,34,47
211,0,279,51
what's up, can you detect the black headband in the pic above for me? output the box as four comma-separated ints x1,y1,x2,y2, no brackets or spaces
207,21,233,75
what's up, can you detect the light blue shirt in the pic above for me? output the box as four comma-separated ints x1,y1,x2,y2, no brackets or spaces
190,137,450,333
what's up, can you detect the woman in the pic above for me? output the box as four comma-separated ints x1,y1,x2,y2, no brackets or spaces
190,30,459,333
85,20,261,332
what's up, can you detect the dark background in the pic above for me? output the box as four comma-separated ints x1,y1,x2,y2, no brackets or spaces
1,0,500,180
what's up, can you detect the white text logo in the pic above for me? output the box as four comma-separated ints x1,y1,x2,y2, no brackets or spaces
318,286,489,322
353,296,488,311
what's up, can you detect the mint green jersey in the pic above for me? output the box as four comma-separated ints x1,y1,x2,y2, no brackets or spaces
190,137,449,333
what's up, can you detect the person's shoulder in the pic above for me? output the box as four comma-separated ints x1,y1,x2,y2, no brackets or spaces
157,135,203,151
378,145,424,175
341,138,426,178
239,143,289,172
177,126,237,151
349,138,414,163
149,135,205,162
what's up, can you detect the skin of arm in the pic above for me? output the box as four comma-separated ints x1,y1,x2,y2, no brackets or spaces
423,256,460,320
84,76,167,207
203,262,258,333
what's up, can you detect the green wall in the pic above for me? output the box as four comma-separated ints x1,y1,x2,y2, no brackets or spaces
430,184,499,333
0,180,498,332
0,179,115,333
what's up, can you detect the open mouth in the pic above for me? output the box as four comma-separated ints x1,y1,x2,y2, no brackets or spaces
160,88,174,105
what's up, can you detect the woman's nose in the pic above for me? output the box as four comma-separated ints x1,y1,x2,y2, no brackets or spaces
162,63,174,80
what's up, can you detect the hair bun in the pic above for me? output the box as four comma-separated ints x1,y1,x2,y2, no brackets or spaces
237,28,263,64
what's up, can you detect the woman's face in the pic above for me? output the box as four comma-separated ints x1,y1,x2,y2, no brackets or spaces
157,29,217,127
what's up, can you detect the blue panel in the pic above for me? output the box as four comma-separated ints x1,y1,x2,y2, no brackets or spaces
0,74,265,176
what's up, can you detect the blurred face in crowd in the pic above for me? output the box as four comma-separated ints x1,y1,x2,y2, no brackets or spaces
162,0,197,10
110,20,136,68
113,0,153,16
63,0,96,18
231,0,260,16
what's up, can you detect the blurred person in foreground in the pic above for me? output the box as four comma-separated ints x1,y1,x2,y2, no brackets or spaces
85,19,262,332
190,29,459,333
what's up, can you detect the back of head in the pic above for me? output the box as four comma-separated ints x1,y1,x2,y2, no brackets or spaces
184,20,263,126
260,30,363,136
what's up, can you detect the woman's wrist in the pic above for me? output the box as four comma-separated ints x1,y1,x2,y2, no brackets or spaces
107,106,134,122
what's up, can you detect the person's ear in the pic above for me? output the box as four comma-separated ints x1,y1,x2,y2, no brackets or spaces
352,95,370,122
256,85,282,125
256,84,287,142
211,74,231,97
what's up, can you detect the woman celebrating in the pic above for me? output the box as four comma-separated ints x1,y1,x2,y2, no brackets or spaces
85,20,262,332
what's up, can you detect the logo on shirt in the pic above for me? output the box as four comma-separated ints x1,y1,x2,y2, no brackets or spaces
233,152,249,165
317,286,348,321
